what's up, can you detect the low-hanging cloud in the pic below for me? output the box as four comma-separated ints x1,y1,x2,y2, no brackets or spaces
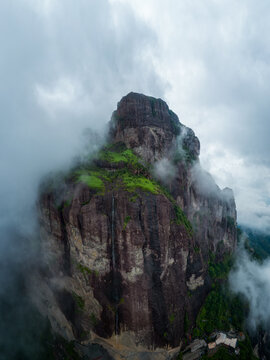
230,238,270,332
190,162,225,199
114,0,270,232
0,0,164,356
0,0,164,232
153,157,176,185
3,0,270,355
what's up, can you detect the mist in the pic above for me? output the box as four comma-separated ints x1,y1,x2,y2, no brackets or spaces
230,237,270,332
3,0,270,357
0,1,163,357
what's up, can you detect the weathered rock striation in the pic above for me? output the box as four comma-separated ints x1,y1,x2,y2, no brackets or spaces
36,92,237,357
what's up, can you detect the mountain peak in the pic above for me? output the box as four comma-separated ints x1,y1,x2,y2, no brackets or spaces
112,92,181,135
109,92,200,162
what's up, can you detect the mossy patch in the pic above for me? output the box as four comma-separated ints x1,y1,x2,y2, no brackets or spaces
121,171,160,194
208,252,233,281
77,173,105,193
99,145,139,166
74,167,112,194
157,184,193,236
63,199,72,208
119,297,125,305
169,313,175,325
77,263,99,277
173,204,193,236
123,216,131,230
60,143,193,236
90,312,98,326
71,291,85,311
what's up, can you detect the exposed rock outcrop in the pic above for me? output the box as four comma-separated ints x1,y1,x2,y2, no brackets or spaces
110,92,200,163
35,92,237,358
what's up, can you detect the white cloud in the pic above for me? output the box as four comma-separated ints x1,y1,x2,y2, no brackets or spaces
24,0,57,16
0,0,163,236
230,242,270,330
112,0,270,231
35,77,93,119
3,0,270,349
2,0,270,235
201,144,270,231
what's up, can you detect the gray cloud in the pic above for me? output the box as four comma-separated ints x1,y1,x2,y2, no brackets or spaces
0,0,163,228
3,0,270,352
0,1,163,356
115,0,270,231
153,157,176,185
230,238,270,331
4,0,270,233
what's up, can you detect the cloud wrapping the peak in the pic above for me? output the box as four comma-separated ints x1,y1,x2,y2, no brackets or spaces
3,0,270,230
113,0,270,231
2,0,270,352
0,1,163,355
0,0,164,228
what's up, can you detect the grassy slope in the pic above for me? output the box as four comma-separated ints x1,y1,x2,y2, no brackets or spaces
73,142,192,234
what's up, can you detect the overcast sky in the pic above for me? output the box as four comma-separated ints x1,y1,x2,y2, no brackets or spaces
1,0,270,232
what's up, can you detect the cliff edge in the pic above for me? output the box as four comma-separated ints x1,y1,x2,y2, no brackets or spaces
34,92,237,358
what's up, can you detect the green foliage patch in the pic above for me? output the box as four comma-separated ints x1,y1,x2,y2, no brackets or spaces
158,184,193,236
64,143,193,236
123,216,131,230
75,167,112,194
242,226,270,261
174,204,193,236
90,312,97,326
77,263,99,277
193,284,246,337
208,253,234,280
121,171,160,194
169,313,175,325
77,173,105,193
99,145,139,166
71,292,85,311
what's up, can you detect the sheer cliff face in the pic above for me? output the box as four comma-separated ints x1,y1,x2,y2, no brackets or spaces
36,93,237,350
110,92,200,163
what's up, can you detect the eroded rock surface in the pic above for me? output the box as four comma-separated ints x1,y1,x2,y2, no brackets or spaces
35,92,237,357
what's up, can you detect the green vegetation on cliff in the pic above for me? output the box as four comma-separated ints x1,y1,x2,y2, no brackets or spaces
99,143,139,165
174,204,193,236
121,171,160,194
191,279,257,359
241,225,270,261
193,253,243,337
59,142,193,235
75,144,160,195
71,292,85,311
123,215,131,230
77,173,105,193
193,284,246,337
208,252,234,281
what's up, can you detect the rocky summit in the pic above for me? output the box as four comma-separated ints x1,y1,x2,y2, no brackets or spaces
34,92,237,359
